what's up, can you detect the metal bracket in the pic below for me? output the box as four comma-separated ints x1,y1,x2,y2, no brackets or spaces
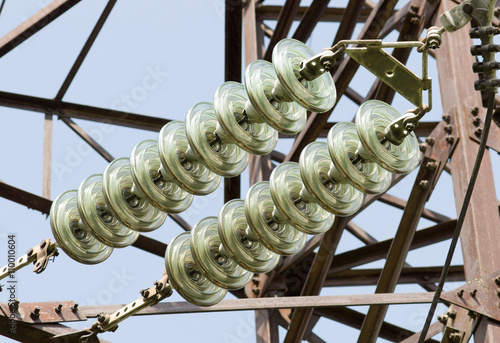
438,305,479,343
0,239,58,281
441,269,500,322
54,269,173,342
0,300,85,324
466,105,500,153
345,40,428,108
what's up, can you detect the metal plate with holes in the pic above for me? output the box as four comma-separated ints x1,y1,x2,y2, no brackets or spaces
0,301,86,324
441,269,500,322
346,45,423,107
466,105,500,153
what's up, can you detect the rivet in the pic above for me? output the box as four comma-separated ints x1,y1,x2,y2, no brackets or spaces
442,114,451,123
473,117,482,126
444,125,453,133
474,128,483,137
448,309,457,319
471,107,479,116
425,137,435,146
495,276,500,285
445,135,455,144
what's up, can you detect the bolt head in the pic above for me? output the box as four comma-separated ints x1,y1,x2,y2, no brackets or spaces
425,137,435,146
471,107,479,116
463,3,473,14
446,135,455,144
442,114,451,122
474,128,483,137
473,117,482,126
419,180,430,189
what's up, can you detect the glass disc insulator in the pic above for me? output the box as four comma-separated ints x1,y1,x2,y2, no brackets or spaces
165,232,226,306
51,190,112,264
78,174,139,248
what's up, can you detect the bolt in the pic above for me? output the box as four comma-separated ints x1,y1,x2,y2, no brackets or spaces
426,161,438,171
252,288,260,296
419,142,428,153
425,137,435,146
449,332,462,343
471,107,479,116
410,17,420,25
442,114,451,123
470,289,478,297
495,276,500,285
468,310,478,319
419,180,430,189
474,128,483,137
140,289,150,298
473,117,482,126
444,125,453,133
496,289,500,297
97,313,106,323
31,307,41,319
437,314,448,324
446,135,455,144
410,5,420,12
54,304,63,313
154,281,163,291
457,289,464,297
448,309,457,319
71,303,79,312
9,299,20,312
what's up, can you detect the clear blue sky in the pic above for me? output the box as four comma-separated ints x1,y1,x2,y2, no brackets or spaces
0,1,498,342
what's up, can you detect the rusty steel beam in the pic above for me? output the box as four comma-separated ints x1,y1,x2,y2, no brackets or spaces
0,315,110,343
224,0,243,203
263,0,301,61
283,216,349,343
285,0,400,163
255,5,373,22
328,219,456,275
359,163,453,340
0,90,169,131
315,307,440,343
0,0,81,58
345,221,438,292
378,193,452,223
56,0,117,101
60,117,115,162
80,292,435,317
256,309,280,343
292,0,331,42
268,266,464,289
434,0,500,340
